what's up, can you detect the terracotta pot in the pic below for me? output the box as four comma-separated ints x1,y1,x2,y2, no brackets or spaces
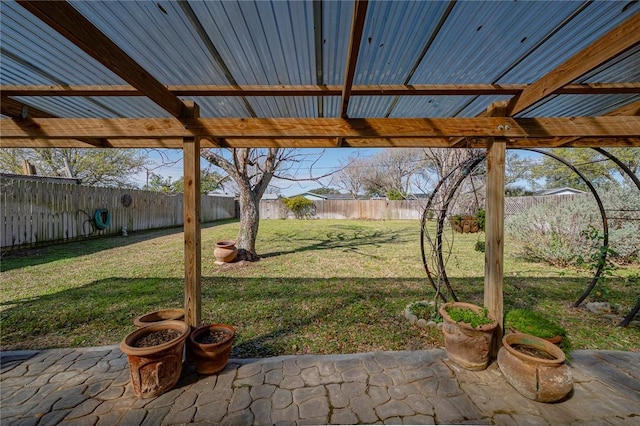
214,240,238,263
498,333,573,402
439,302,498,370
133,308,185,328
120,320,190,398
508,327,562,344
188,323,235,375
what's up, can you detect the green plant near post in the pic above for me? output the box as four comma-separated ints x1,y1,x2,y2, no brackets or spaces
446,305,493,328
281,196,315,219
505,309,566,340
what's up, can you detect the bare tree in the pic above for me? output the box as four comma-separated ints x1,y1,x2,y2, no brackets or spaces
363,149,428,199
200,148,327,261
331,155,368,199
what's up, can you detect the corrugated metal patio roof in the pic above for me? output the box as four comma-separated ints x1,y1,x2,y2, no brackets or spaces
0,0,638,147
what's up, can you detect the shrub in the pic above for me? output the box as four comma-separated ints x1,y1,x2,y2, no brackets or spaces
281,196,315,219
506,187,640,266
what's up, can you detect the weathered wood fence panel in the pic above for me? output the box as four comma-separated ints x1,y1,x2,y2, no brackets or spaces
260,199,427,220
1,176,236,249
260,195,585,220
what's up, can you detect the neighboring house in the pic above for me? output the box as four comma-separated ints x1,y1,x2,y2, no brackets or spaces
293,192,361,201
261,193,281,200
0,172,82,185
534,187,587,196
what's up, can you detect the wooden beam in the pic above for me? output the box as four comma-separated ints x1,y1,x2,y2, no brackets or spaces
1,96,112,147
1,136,636,149
4,83,639,98
3,83,639,98
507,13,640,116
485,137,506,358
1,96,56,118
2,116,639,139
17,1,186,118
182,102,201,328
341,0,368,118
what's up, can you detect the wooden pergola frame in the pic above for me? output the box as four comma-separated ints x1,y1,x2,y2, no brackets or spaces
1,1,639,352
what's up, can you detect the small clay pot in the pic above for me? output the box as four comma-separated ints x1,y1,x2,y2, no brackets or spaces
498,333,573,402
214,240,238,263
188,323,235,375
133,308,185,328
120,320,190,398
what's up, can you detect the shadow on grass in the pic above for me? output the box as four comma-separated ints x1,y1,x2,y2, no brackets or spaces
0,219,238,272
4,274,636,356
259,226,413,259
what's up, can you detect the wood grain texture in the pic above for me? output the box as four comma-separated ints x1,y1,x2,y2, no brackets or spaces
3,117,639,140
484,138,506,357
507,13,640,116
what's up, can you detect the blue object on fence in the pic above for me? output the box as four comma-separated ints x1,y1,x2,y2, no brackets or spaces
94,209,111,230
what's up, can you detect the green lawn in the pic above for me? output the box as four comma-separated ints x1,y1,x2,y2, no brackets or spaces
1,219,638,357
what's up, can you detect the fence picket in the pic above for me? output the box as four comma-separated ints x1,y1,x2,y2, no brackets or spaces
1,176,236,250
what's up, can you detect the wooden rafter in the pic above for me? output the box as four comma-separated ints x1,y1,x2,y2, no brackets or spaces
0,96,112,147
2,116,639,140
340,0,368,119
1,136,635,149
17,1,186,118
507,12,640,116
2,83,639,98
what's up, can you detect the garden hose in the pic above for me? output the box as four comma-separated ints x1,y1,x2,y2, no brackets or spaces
94,208,111,230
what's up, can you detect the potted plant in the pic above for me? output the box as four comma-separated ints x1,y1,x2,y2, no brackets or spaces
439,302,498,370
505,308,566,344
498,333,573,402
188,323,236,375
214,240,238,264
120,320,190,398
133,308,185,328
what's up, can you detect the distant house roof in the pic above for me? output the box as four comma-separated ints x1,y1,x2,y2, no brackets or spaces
261,193,281,200
0,173,82,185
535,187,587,196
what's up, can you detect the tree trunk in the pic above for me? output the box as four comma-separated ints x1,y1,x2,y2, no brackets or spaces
236,188,261,261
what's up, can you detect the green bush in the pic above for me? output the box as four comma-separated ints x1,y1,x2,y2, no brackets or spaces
506,187,640,266
281,196,315,219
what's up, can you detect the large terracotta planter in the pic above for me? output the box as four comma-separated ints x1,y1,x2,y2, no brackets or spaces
214,240,238,263
188,323,235,375
120,320,190,398
439,302,498,370
133,308,185,328
498,333,573,402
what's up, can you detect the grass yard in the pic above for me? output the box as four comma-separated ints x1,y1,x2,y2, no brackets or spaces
1,219,639,357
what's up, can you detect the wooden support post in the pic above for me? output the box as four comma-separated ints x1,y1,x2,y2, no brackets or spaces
183,102,201,328
485,136,506,358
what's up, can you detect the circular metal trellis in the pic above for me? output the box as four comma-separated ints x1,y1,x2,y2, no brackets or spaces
419,148,629,316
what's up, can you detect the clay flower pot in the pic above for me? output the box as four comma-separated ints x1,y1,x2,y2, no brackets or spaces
188,323,235,375
439,302,498,371
214,240,238,263
133,308,185,328
120,320,190,398
498,333,573,402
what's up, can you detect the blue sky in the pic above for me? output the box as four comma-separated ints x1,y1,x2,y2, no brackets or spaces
132,148,545,196
132,148,384,196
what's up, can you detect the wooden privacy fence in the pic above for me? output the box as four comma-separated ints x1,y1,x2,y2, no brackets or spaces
261,194,586,220
1,176,236,249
